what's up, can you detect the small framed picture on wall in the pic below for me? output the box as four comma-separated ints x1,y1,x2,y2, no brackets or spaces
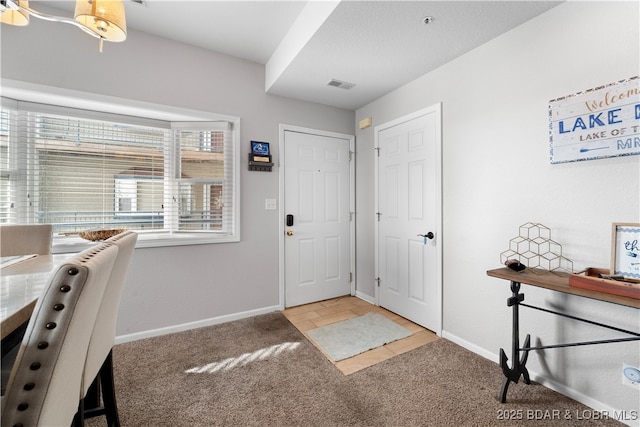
251,141,270,156
611,222,640,281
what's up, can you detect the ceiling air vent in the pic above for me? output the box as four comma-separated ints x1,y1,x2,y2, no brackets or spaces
327,79,355,90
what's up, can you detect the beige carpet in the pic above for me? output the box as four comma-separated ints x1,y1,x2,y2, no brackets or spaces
87,312,624,427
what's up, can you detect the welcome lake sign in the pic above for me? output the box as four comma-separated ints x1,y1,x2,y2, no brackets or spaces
549,76,639,164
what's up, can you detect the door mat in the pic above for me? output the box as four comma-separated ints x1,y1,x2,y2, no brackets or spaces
306,312,412,361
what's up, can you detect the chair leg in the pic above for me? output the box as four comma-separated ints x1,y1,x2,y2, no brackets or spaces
84,376,101,411
73,400,85,427
100,350,121,427
80,351,120,427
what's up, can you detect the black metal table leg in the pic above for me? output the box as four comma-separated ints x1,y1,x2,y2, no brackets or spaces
499,279,531,403
489,268,640,404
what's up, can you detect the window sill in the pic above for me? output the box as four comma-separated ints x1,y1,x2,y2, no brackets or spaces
51,232,240,253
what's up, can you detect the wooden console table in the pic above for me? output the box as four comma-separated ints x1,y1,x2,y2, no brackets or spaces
487,267,640,403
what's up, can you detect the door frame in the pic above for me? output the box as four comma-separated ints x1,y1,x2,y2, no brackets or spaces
278,124,356,309
374,105,443,334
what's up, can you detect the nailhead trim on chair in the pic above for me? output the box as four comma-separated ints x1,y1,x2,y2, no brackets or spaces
6,264,90,426
2,243,115,427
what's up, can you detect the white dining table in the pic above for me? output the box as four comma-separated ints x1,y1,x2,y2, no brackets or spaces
1,254,73,340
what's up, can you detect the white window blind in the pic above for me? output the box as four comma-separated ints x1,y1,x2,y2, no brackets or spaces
0,99,238,241
172,122,235,234
0,108,12,223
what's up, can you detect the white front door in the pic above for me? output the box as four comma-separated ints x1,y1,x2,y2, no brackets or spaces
281,126,354,307
375,105,442,333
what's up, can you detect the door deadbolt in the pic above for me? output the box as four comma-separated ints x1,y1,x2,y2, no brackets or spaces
286,230,294,236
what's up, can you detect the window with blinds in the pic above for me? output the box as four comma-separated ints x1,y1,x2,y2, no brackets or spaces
0,100,239,242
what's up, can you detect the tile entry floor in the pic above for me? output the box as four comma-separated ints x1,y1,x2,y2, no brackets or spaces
282,296,439,375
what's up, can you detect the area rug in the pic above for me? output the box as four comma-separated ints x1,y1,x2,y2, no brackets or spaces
305,312,412,361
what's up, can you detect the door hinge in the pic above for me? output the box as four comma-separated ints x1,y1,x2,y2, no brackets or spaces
375,277,381,287
349,211,354,221
349,150,354,161
376,212,382,222
349,272,353,283
374,146,380,157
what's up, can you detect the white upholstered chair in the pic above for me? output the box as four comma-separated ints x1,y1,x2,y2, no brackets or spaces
0,224,53,257
78,231,138,426
1,242,119,427
0,224,54,398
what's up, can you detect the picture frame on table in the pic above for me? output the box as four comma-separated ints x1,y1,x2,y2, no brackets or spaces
611,222,640,281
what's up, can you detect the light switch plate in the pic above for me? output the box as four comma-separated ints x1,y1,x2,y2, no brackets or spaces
265,198,277,210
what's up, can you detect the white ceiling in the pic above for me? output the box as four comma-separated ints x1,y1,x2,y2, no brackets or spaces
34,1,562,110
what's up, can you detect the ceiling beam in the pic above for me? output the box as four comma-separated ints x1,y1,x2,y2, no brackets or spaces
265,0,340,93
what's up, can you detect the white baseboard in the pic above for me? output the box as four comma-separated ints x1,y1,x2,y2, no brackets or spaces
441,329,499,363
527,373,640,427
114,305,281,344
355,290,376,305
441,330,639,427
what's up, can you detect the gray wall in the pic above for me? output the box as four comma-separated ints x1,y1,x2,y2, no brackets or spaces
355,1,639,418
1,5,354,336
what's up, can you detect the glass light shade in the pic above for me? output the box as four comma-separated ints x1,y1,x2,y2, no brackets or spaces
74,0,126,42
0,0,29,26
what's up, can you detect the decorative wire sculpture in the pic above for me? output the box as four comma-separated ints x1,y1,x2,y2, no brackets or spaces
500,222,573,274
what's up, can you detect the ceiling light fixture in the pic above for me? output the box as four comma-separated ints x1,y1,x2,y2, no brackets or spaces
0,0,127,52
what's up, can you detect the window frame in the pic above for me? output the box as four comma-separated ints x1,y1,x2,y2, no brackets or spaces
0,82,241,252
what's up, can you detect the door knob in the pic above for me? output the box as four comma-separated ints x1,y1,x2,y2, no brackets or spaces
418,232,435,245
286,230,294,236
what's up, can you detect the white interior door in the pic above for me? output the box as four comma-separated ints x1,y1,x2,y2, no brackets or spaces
375,105,442,333
282,127,354,307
